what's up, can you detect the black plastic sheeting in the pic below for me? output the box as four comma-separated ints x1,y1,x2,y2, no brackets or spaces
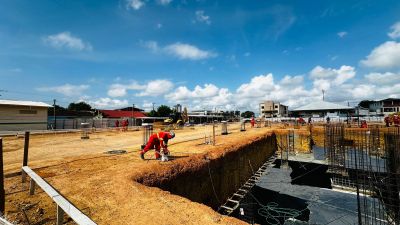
232,161,385,225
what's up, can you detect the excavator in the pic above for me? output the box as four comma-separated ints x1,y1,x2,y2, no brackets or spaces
164,106,189,129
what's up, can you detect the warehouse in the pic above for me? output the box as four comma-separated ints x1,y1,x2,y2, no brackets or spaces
0,100,51,131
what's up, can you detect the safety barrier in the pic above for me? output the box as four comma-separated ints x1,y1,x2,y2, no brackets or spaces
22,166,96,225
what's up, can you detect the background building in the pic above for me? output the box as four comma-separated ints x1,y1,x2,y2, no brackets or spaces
291,100,352,118
367,98,400,116
259,101,288,118
0,100,51,131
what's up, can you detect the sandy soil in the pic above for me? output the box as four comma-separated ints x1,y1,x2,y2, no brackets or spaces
2,123,242,174
3,123,274,225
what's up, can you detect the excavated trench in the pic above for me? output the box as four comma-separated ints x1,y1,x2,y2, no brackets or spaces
135,133,277,210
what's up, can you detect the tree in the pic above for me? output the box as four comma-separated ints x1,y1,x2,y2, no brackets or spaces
157,105,172,117
241,111,255,118
48,104,67,115
68,102,92,111
147,110,158,117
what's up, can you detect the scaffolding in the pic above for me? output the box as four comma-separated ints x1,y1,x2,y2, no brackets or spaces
325,124,400,225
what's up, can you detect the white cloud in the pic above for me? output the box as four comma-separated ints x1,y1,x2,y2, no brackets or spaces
107,82,145,97
236,74,275,98
43,32,92,51
37,84,89,97
195,10,211,25
91,98,129,109
126,0,145,10
107,80,173,97
365,72,400,85
310,65,355,85
142,41,216,60
161,64,400,111
156,23,163,29
166,84,233,109
157,0,172,5
388,22,400,39
164,42,216,60
337,31,347,38
361,41,400,69
136,79,174,96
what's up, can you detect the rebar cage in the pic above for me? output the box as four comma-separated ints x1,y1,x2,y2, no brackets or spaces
325,124,400,225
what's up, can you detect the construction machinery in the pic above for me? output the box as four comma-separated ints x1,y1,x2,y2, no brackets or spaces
164,105,189,129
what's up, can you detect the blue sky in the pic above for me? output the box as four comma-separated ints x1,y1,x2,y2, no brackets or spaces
1,0,400,111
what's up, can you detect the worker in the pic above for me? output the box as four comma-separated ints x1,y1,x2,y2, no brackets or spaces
115,120,119,130
308,117,312,124
384,116,390,127
298,117,305,125
360,120,368,128
140,131,175,160
394,115,400,127
326,116,330,124
250,116,255,128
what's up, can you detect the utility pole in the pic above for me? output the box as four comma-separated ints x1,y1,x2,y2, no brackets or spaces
132,104,134,127
152,103,155,111
53,99,56,130
322,89,325,101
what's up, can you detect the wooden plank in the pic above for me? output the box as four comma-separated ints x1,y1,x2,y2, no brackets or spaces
22,167,96,225
0,217,14,225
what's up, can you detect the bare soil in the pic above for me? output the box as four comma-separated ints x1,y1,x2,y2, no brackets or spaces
3,123,275,225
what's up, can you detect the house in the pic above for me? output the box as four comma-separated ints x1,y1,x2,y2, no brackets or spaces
99,110,147,119
367,98,400,116
291,100,352,118
0,100,51,131
259,101,288,118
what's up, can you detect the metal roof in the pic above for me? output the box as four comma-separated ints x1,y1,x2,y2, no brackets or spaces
292,100,352,111
0,99,51,107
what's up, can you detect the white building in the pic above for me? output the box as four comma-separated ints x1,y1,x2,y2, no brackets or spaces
259,101,288,118
368,98,400,116
0,100,51,131
292,100,353,118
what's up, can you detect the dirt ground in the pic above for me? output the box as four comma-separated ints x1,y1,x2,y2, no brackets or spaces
3,123,277,225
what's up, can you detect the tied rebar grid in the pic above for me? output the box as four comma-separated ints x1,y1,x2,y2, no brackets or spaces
325,124,400,225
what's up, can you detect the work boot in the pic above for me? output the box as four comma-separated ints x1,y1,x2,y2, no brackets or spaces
140,152,145,160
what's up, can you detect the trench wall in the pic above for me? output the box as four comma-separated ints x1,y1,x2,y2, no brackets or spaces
135,133,277,209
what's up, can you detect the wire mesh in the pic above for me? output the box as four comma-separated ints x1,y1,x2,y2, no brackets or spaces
325,124,400,225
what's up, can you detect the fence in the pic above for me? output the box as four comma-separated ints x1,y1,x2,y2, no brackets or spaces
48,118,141,130
325,124,400,224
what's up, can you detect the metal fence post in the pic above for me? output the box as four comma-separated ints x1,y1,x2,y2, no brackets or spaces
22,131,30,183
0,138,5,215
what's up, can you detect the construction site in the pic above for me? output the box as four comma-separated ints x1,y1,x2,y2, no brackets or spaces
0,120,399,225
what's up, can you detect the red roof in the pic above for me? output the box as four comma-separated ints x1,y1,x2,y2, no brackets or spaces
99,110,147,118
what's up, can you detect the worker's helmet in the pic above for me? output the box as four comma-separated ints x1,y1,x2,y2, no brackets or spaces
169,131,175,138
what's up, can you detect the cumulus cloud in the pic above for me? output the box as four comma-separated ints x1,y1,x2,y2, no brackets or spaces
310,65,355,85
107,79,173,97
126,0,145,10
37,84,89,97
388,22,400,39
365,72,400,85
43,32,92,51
107,82,144,97
136,79,174,96
337,31,347,38
90,98,129,109
195,10,211,25
361,41,400,69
